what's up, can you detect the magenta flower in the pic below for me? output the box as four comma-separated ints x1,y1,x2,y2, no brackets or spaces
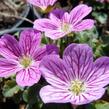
27,0,57,11
0,29,58,87
40,44,109,105
34,4,94,40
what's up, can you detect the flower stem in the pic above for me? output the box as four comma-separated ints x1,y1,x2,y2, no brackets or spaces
72,104,78,109
0,12,33,24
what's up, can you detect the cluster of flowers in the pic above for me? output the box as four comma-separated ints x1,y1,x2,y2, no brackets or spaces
0,0,109,106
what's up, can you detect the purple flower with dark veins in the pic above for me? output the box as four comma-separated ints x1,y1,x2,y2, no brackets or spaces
27,0,57,11
34,4,94,40
40,44,109,105
0,29,58,87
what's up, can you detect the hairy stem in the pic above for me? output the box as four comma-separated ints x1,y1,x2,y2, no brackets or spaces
0,12,33,24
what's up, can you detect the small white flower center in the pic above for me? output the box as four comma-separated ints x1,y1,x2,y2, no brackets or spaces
69,80,86,95
61,23,72,33
20,56,32,68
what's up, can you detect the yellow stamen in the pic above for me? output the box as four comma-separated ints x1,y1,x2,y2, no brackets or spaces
20,56,32,68
69,80,85,95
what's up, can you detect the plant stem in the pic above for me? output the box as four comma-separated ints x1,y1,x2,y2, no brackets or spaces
0,12,33,24
72,104,78,109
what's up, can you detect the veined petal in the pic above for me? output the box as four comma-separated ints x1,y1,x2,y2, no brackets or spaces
62,12,70,23
40,85,71,103
63,44,93,80
33,18,58,32
0,58,20,77
73,19,94,31
49,9,65,22
27,0,57,7
0,34,21,60
71,88,105,105
45,30,66,40
41,0,57,6
32,44,58,61
19,29,41,55
40,55,70,87
27,0,41,7
69,4,92,25
16,63,41,87
87,57,109,88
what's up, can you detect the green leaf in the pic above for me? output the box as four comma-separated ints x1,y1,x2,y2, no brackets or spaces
23,84,43,109
95,100,109,109
75,27,98,46
2,80,21,97
92,12,108,24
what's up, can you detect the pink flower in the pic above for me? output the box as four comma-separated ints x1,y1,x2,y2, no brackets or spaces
40,44,109,105
0,29,58,87
27,0,57,11
34,4,94,40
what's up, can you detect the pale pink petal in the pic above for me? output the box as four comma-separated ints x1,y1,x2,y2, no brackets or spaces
33,19,58,32
69,4,92,25
41,0,57,6
45,30,66,40
27,0,41,7
40,85,72,103
73,19,94,31
40,55,70,88
27,0,57,7
19,29,41,55
62,12,70,23
63,44,93,80
0,58,20,77
71,88,105,105
16,63,41,87
32,44,58,61
0,34,21,60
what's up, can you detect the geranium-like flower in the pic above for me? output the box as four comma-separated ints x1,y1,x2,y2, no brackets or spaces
27,0,57,11
34,4,94,40
0,29,58,87
40,44,109,105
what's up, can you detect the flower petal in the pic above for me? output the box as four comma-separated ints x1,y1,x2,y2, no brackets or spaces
69,4,92,25
16,63,41,87
40,85,71,103
32,44,59,61
27,0,57,7
49,9,65,22
0,34,21,60
73,19,94,31
27,0,41,7
45,30,66,40
71,88,105,105
33,18,58,32
19,29,41,55
0,58,19,77
87,57,109,88
63,44,93,80
40,55,70,88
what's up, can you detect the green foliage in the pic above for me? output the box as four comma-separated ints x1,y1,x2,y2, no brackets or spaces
92,12,108,24
23,84,43,109
2,80,22,97
94,101,109,109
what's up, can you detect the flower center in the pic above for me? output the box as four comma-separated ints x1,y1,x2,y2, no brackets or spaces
69,80,85,95
20,56,32,68
61,23,71,33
